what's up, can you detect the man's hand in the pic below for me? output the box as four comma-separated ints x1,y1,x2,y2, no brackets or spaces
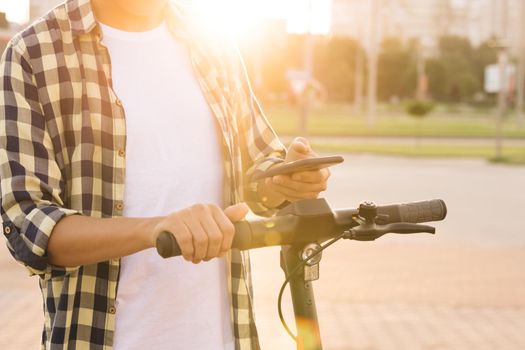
262,137,330,203
152,203,249,263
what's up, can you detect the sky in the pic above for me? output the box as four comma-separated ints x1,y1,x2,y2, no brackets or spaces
0,0,332,34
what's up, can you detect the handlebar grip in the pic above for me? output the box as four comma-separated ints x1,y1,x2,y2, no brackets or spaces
378,199,447,223
156,221,255,259
156,231,182,258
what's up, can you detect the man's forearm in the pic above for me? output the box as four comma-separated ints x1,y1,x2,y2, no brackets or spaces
48,215,163,267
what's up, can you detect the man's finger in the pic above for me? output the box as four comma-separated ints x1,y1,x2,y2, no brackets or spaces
168,220,194,262
200,215,223,260
210,206,235,254
290,169,330,183
290,137,311,155
182,214,208,264
266,180,320,200
224,202,249,222
272,175,327,192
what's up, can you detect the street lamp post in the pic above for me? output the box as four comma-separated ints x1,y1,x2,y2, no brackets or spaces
299,0,314,137
495,46,508,160
354,32,364,114
516,0,525,128
492,0,509,160
366,0,380,127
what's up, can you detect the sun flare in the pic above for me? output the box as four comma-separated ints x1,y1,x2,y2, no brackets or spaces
192,0,331,40
0,0,29,24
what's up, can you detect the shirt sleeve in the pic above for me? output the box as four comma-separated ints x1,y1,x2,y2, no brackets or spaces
230,46,288,216
0,39,81,280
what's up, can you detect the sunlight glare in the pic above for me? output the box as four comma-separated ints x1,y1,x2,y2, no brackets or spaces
193,0,331,39
0,0,29,24
192,0,269,41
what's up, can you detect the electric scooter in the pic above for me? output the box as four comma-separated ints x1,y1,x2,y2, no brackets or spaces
155,196,447,350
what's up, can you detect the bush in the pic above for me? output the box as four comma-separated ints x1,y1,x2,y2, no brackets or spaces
406,100,435,117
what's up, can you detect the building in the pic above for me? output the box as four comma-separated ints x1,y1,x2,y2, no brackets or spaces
331,0,458,53
330,0,369,39
455,0,522,50
331,0,523,54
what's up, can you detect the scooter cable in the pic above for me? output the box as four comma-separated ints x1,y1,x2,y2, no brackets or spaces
277,234,345,341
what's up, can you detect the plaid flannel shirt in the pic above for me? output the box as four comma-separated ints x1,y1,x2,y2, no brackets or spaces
0,0,286,348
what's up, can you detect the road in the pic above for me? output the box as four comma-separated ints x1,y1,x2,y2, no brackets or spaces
1,154,525,349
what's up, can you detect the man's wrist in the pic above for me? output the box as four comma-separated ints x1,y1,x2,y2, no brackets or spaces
136,216,165,248
257,179,286,209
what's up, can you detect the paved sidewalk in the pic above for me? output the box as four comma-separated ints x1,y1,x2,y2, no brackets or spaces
0,257,41,349
255,301,525,350
250,244,525,350
3,244,524,350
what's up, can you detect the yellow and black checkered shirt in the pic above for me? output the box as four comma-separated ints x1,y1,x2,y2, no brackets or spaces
0,0,285,348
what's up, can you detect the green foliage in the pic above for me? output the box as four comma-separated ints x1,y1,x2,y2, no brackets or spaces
406,100,435,118
264,103,525,138
313,36,360,101
312,142,525,163
240,34,362,102
431,36,485,102
240,32,500,104
378,35,496,104
426,58,448,100
377,37,417,100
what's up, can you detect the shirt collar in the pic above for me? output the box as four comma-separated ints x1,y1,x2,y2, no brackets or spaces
66,0,97,36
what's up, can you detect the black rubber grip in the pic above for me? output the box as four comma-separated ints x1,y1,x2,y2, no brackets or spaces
377,199,447,224
156,231,182,258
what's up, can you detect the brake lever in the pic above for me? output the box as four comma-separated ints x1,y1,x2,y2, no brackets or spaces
344,222,436,241
383,223,435,234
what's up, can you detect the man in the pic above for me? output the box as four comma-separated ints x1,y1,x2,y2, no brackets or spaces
0,0,330,349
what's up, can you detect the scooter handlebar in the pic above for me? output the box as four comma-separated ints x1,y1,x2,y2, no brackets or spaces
156,199,447,258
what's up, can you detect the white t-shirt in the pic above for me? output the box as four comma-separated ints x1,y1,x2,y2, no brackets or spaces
100,23,234,350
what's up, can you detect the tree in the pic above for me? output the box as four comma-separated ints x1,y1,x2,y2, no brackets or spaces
425,35,492,103
377,37,417,100
313,36,360,102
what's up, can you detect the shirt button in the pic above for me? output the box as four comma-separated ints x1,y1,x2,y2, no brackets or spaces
117,149,125,157
115,202,123,211
115,98,123,107
4,226,11,235
108,306,116,314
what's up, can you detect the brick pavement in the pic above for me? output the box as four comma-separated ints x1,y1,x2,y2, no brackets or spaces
250,243,525,350
255,301,525,350
0,249,41,350
3,241,524,350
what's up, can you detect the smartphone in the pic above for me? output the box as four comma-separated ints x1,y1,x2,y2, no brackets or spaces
252,156,344,181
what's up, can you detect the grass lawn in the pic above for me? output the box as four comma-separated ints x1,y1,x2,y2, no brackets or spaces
264,103,525,139
310,142,525,164
261,103,525,163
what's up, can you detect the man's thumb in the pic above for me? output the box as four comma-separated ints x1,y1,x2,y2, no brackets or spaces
290,137,310,154
224,203,250,222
